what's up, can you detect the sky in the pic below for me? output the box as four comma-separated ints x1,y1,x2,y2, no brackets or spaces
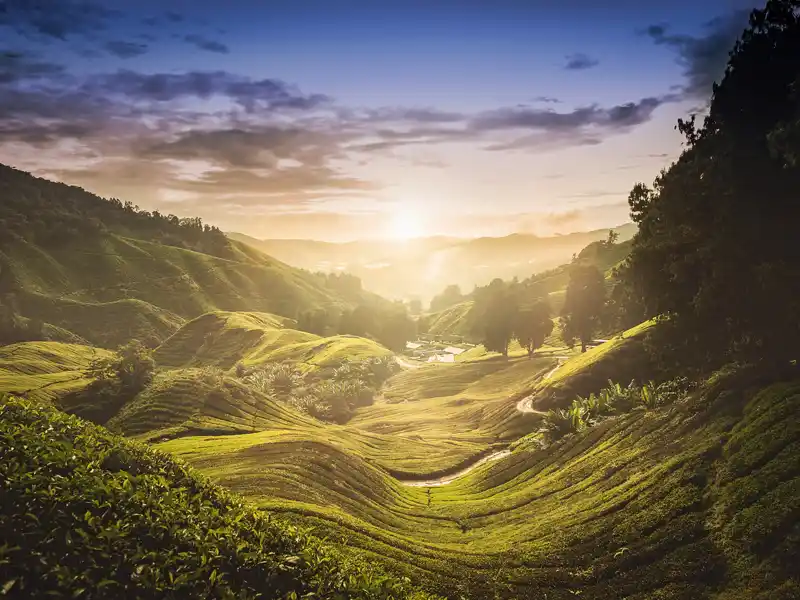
0,0,761,241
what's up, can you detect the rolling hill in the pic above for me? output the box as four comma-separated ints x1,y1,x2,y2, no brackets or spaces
0,164,390,348
0,396,435,599
3,321,783,599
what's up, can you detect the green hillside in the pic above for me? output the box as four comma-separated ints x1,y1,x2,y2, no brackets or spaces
0,341,113,403
154,310,392,371
0,395,434,599
0,165,390,348
152,354,800,599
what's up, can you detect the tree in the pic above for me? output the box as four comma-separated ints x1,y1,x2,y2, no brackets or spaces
471,279,517,357
378,310,416,352
514,299,554,358
430,284,463,313
621,0,800,364
338,305,376,337
605,229,619,246
561,265,606,352
297,308,332,336
89,340,155,394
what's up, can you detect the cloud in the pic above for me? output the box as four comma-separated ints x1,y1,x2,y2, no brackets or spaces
165,11,184,23
143,127,344,169
82,70,332,111
471,95,671,134
564,53,599,70
533,96,561,104
0,0,119,41
358,107,465,124
560,190,627,200
0,51,65,84
104,40,149,58
643,9,752,99
184,34,229,54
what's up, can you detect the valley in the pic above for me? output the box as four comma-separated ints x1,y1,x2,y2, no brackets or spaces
2,6,800,594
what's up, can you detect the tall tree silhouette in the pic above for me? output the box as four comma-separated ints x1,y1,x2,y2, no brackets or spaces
561,265,606,352
621,0,800,363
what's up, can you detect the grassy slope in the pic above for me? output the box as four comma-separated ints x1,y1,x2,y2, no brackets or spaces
21,293,185,348
425,301,475,339
3,232,385,348
2,323,796,599
158,363,800,600
0,341,112,403
106,367,319,438
531,320,658,410
0,396,435,600
154,310,392,371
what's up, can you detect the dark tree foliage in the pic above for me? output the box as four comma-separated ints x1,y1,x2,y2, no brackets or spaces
66,340,155,425
471,279,518,357
514,299,553,357
561,264,606,352
621,0,800,364
429,284,464,313
297,308,335,336
339,305,377,338
377,309,417,352
468,278,554,357
316,271,364,297
0,164,232,258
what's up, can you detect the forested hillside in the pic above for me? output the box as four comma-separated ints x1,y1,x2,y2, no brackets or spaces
423,233,631,343
0,165,393,348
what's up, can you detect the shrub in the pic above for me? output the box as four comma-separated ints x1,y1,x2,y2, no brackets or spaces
540,377,695,443
243,359,391,423
0,396,434,599
542,408,576,443
62,340,156,425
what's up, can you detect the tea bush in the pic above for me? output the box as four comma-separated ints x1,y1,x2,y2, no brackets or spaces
0,396,435,599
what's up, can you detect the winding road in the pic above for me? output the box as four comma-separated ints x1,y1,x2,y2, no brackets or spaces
395,356,423,370
515,356,569,414
391,351,570,487
399,450,511,487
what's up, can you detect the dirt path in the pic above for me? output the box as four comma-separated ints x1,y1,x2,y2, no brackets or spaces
515,356,569,414
399,449,511,487
395,356,423,369
394,351,570,486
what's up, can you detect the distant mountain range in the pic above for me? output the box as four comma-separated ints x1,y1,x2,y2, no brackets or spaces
227,223,637,304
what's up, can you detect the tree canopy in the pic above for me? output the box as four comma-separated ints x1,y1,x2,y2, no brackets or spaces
561,265,606,352
618,0,800,364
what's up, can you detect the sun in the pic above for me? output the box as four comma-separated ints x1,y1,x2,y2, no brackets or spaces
388,209,425,240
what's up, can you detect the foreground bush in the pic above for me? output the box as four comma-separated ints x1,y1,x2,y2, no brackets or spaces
0,396,435,599
240,357,398,423
542,377,696,442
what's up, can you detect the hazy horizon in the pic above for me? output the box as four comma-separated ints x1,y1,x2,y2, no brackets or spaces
227,216,635,243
